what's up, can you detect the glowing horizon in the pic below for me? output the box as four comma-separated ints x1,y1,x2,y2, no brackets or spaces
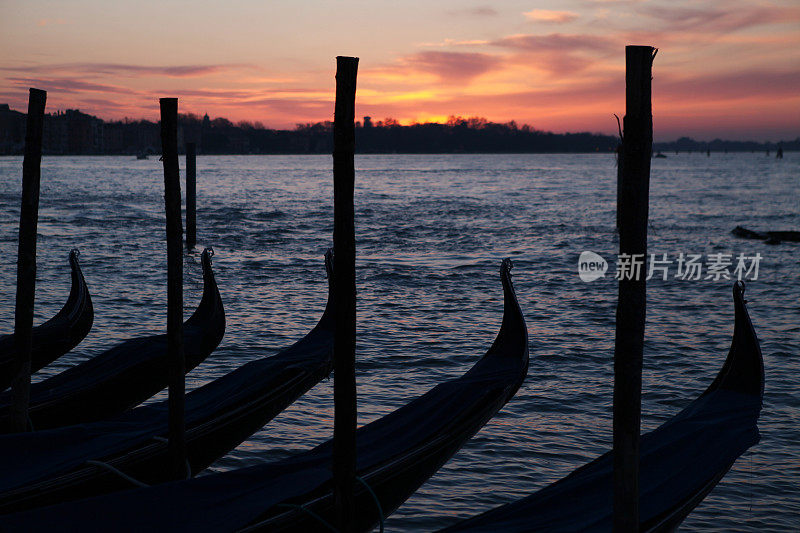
1,1,798,142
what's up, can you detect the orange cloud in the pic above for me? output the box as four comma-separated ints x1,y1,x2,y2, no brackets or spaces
419,39,491,48
36,19,67,27
523,10,580,24
2,1,798,141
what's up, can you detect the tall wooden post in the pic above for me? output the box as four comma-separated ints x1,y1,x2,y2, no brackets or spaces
616,142,623,229
613,45,656,531
615,114,623,229
160,98,187,478
332,55,358,532
10,88,47,433
185,142,197,250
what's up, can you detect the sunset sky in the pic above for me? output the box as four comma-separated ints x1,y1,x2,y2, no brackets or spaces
1,1,798,141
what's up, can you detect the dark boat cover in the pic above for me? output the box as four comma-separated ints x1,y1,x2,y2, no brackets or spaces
0,252,334,512
0,248,224,432
0,250,93,390
0,259,529,533
441,281,764,532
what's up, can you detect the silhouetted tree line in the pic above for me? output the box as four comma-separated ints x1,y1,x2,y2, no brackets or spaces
354,116,621,153
0,104,796,155
187,114,621,154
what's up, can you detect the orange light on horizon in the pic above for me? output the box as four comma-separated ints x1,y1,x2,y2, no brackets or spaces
397,114,450,125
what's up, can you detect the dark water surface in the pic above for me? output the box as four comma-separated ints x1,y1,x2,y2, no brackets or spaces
0,153,797,531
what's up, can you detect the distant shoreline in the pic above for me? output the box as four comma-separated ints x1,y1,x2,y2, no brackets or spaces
0,149,800,156
0,149,794,157
1,105,795,157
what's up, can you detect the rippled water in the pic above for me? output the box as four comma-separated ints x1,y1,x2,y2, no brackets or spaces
0,153,797,531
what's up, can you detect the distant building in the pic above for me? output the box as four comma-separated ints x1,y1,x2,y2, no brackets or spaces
0,104,26,154
103,122,125,154
38,109,104,154
65,109,104,154
129,121,159,154
43,111,68,154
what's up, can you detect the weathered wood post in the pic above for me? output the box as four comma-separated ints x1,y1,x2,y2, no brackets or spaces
185,142,197,250
613,45,656,531
10,88,47,433
616,142,623,229
160,98,187,478
615,114,623,230
332,55,359,532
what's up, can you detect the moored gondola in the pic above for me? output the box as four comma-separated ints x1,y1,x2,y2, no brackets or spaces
0,250,334,513
0,258,529,533
0,248,225,432
440,281,764,532
0,250,93,391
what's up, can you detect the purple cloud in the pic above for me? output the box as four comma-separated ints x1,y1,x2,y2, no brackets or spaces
658,69,800,101
643,4,800,33
0,62,255,78
447,6,498,17
402,51,502,83
491,33,617,54
7,77,139,95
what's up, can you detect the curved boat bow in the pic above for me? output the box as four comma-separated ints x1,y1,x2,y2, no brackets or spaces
0,248,225,432
0,250,93,390
441,281,764,532
0,259,528,533
0,250,333,513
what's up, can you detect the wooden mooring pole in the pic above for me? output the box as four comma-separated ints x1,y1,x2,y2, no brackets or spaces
160,98,187,478
332,55,359,532
613,45,656,531
185,142,197,250
10,88,47,433
616,140,623,229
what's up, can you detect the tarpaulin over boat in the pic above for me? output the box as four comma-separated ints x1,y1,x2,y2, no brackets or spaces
0,252,334,513
0,250,93,390
0,259,529,533
442,281,764,532
0,248,224,432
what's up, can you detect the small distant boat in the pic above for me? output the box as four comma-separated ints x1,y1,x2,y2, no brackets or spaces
136,153,148,160
653,152,667,158
0,248,225,432
732,225,800,244
0,250,93,391
0,259,529,532
441,281,763,532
